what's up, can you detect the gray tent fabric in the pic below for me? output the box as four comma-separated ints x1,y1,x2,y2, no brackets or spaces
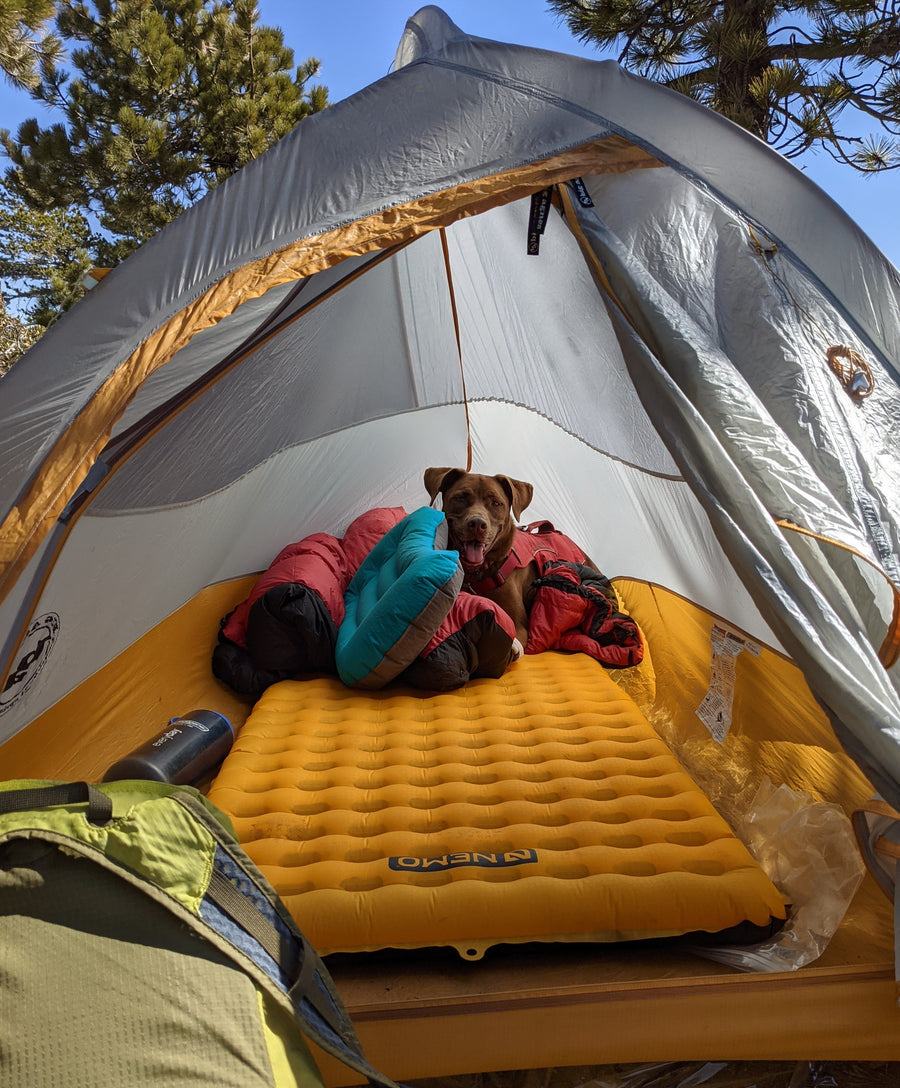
0,7,899,809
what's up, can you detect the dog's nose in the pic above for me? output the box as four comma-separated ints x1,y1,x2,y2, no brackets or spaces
466,515,488,538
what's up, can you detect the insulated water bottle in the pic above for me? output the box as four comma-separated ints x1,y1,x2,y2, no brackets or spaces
102,709,234,785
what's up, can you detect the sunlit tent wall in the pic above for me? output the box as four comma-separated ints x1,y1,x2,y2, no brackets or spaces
2,4,900,1078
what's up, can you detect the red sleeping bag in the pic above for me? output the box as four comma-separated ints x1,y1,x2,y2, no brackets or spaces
213,508,518,695
212,511,641,695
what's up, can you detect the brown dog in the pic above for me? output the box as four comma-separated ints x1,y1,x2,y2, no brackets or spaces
424,467,538,650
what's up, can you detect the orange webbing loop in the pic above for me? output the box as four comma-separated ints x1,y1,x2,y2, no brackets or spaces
439,227,472,472
777,518,900,669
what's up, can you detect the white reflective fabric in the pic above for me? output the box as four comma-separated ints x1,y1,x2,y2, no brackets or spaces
587,167,900,577
110,280,299,438
448,201,679,476
92,242,459,511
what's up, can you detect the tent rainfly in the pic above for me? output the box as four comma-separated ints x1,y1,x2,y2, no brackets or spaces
1,5,900,1080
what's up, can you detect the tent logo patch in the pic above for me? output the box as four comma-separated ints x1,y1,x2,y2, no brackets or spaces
0,613,60,716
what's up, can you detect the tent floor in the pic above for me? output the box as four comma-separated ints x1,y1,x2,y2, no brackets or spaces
312,876,900,1083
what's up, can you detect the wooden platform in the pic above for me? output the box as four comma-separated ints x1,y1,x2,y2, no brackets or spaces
311,875,900,1084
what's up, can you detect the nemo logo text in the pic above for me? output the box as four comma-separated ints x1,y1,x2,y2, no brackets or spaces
388,849,538,872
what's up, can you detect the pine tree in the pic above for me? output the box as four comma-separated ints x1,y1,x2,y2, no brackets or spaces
1,0,328,249
0,0,62,89
548,0,900,170
1,296,44,375
0,183,94,326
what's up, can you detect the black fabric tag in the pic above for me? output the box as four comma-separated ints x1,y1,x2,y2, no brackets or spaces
527,187,553,254
568,177,594,207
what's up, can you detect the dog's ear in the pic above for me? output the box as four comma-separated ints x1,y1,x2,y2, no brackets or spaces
423,467,466,503
495,475,534,520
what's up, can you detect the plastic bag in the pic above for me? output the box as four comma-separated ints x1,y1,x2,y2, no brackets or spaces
689,777,865,971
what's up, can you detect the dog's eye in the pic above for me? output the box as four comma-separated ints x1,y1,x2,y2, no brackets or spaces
490,499,504,509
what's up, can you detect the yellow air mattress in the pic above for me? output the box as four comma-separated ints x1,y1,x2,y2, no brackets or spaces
208,653,787,959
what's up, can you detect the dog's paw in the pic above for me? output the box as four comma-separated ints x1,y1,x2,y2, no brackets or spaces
511,638,524,661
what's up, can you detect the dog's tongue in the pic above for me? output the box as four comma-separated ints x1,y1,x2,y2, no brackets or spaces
460,541,486,568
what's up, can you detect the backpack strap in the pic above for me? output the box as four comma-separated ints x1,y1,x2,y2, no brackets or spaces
0,780,113,825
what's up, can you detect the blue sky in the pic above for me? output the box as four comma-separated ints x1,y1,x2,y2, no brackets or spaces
1,1,898,269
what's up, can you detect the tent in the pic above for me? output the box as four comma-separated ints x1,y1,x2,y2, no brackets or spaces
2,4,900,1080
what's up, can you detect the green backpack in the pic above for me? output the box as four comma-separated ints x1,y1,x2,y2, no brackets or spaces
0,778,400,1088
